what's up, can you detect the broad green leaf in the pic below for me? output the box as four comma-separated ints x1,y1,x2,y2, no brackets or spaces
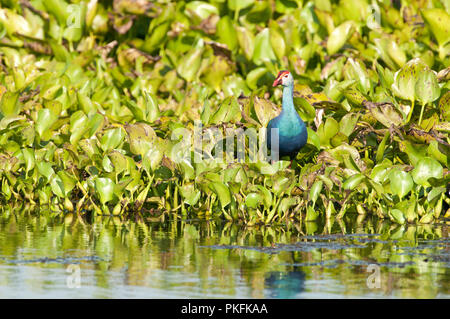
228,0,254,11
22,148,35,174
217,16,238,51
245,192,263,209
36,161,55,181
421,9,450,47
236,26,255,60
125,123,156,156
339,113,359,137
254,97,278,127
253,28,276,65
389,169,413,199
210,182,231,208
0,92,20,117
389,209,405,224
269,20,286,60
306,127,320,149
180,183,201,206
177,46,204,82
57,170,76,196
50,175,65,198
69,110,89,145
415,70,440,105
392,58,428,101
411,157,443,187
87,113,105,137
246,67,270,91
95,177,115,204
310,180,323,205
317,117,339,147
327,21,354,55
343,174,365,190
36,109,58,140
100,128,125,152
185,1,218,20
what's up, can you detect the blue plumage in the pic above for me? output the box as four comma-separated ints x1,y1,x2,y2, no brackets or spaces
266,71,308,159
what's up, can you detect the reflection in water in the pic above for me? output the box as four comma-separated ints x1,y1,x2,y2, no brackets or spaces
0,210,448,298
265,270,306,298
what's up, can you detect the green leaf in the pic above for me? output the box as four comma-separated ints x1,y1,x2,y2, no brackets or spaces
367,101,403,128
125,123,156,156
217,16,238,51
22,148,35,175
210,182,231,208
421,9,450,47
375,131,390,163
317,117,339,147
87,113,105,138
306,205,319,221
310,180,323,205
389,169,413,199
143,91,161,122
269,20,286,60
50,175,65,198
389,209,405,224
252,28,277,65
228,0,254,11
36,108,58,140
256,185,272,208
339,113,359,137
245,192,263,209
95,177,116,205
185,1,218,20
36,161,55,181
180,183,201,206
343,174,365,190
100,128,125,152
57,171,76,196
246,67,270,91
411,157,443,187
69,110,89,145
177,46,204,82
0,91,20,117
306,127,320,149
142,145,163,172
294,97,316,120
327,21,354,55
415,69,440,105
236,26,255,60
254,97,278,127
392,58,428,102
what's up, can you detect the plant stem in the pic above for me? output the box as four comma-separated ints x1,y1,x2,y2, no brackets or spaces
406,99,415,123
418,102,426,126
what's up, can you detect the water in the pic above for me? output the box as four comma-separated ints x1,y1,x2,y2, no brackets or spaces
0,211,448,298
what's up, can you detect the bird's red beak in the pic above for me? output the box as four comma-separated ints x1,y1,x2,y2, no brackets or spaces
273,70,288,87
272,77,282,87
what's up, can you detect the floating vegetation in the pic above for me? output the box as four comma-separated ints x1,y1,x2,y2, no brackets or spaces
0,0,448,225
0,255,105,264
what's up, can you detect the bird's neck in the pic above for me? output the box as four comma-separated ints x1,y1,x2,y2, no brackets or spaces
281,83,296,115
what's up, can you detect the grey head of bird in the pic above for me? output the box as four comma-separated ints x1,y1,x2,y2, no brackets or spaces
272,70,294,87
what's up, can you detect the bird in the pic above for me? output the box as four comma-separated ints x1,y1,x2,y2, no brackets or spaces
266,70,308,161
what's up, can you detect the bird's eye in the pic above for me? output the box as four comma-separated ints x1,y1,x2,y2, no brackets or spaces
284,75,288,78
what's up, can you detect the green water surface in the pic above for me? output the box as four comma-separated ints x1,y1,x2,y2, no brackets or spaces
0,212,448,298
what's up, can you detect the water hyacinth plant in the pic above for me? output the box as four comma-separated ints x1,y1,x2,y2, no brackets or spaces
0,0,448,225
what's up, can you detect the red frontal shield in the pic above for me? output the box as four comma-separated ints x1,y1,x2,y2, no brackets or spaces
273,70,289,87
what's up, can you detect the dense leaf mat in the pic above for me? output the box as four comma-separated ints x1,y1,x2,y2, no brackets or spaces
0,0,448,224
